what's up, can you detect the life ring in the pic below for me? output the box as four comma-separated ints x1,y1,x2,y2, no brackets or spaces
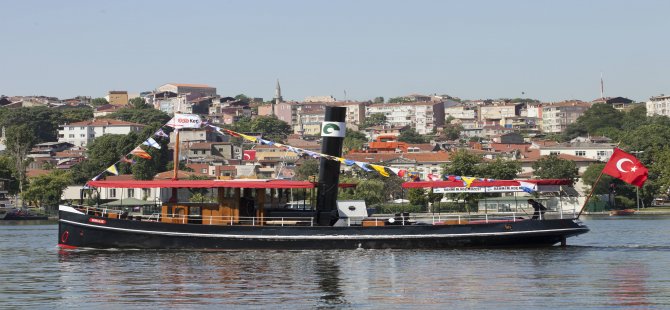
61,230,70,243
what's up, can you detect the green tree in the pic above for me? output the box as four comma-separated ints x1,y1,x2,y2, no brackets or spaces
563,103,623,140
442,149,482,176
59,106,94,124
5,125,37,194
373,97,384,104
128,97,150,109
343,129,368,152
22,169,72,210
295,159,319,181
407,188,428,207
0,106,66,142
0,156,19,194
581,163,616,194
532,155,578,183
90,97,109,107
442,123,463,141
480,158,521,180
251,116,292,142
397,128,426,143
351,179,385,206
361,113,387,128
107,107,171,126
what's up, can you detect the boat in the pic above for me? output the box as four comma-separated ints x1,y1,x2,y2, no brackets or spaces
609,209,636,216
58,107,589,249
3,208,49,221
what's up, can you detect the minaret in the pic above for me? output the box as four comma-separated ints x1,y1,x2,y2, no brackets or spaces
273,79,282,116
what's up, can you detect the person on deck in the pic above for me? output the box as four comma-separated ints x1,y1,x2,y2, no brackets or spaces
528,199,547,220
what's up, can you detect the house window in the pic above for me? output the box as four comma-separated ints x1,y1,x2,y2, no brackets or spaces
128,189,135,198
201,168,207,174
550,151,560,155
575,151,586,156
110,189,116,198
80,134,85,138
69,134,75,138
597,151,608,157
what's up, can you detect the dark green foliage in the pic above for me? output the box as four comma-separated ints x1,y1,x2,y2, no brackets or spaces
107,106,171,126
343,129,368,152
532,154,578,183
360,113,387,128
397,128,426,143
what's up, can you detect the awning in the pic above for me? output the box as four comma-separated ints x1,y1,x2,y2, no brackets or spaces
87,179,316,189
402,179,572,188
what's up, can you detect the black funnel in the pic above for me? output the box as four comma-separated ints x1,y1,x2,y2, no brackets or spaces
316,106,346,225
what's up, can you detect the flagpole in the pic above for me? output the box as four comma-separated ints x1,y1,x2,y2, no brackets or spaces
577,170,605,219
173,129,180,180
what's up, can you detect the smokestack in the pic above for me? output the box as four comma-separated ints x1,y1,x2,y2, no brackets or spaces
316,106,346,225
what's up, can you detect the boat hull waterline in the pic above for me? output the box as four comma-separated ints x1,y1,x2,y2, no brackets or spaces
58,210,589,249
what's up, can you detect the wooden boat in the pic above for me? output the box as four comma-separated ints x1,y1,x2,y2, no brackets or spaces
58,107,589,249
609,209,636,216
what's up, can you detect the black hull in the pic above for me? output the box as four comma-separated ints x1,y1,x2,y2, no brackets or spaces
58,211,589,250
4,215,49,221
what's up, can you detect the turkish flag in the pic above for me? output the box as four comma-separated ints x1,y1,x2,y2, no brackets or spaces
602,148,648,187
243,150,256,161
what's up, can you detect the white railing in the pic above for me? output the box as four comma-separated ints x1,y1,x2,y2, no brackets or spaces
154,213,315,227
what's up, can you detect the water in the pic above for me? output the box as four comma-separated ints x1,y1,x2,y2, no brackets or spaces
1,217,669,309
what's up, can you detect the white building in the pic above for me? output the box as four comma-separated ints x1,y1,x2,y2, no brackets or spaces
541,101,591,133
539,142,615,162
366,101,445,134
646,94,670,117
58,119,146,147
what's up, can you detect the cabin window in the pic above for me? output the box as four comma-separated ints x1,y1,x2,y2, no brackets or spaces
142,188,150,199
110,189,116,198
128,189,135,198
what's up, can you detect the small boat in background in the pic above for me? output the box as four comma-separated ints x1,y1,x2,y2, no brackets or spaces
609,209,636,216
2,208,49,221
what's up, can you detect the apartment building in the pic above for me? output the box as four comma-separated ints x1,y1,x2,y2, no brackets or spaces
57,119,145,147
646,94,670,117
367,101,445,134
541,101,591,133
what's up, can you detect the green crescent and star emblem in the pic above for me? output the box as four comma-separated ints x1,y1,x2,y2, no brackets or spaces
321,121,346,137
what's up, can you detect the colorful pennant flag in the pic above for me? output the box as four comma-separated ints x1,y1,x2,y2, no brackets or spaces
143,137,161,149
131,146,152,159
355,161,372,172
154,128,169,138
369,164,390,177
120,156,136,165
105,164,119,176
462,176,476,187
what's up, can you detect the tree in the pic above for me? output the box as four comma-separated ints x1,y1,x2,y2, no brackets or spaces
442,123,463,141
59,106,94,124
107,107,171,126
295,159,319,181
361,113,387,128
373,97,384,104
532,155,578,183
0,106,66,142
351,179,385,206
128,97,151,109
407,188,428,207
5,125,36,194
251,116,292,142
442,149,482,176
22,169,72,211
343,129,368,152
581,163,615,194
397,128,426,143
0,156,19,194
480,158,521,180
90,97,109,107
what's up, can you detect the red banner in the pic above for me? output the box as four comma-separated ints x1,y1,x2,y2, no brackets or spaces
602,148,648,187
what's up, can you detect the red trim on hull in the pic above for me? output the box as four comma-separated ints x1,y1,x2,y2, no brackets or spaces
58,244,78,249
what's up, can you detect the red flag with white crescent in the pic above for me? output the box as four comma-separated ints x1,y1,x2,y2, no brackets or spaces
602,148,648,187
243,150,256,161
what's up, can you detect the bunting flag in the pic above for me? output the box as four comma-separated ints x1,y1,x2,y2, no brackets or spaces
92,173,103,181
154,128,169,138
462,176,476,188
355,161,372,172
105,164,119,176
427,173,439,181
238,133,258,142
131,146,152,159
369,164,390,177
519,181,537,193
120,156,136,165
143,137,162,149
259,138,274,146
223,129,241,138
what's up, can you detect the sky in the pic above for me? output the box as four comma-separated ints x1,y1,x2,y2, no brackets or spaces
1,0,668,102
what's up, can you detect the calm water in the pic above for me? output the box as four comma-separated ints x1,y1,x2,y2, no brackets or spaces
1,217,669,309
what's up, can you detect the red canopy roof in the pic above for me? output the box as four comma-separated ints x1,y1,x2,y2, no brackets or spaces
87,179,315,189
402,179,572,188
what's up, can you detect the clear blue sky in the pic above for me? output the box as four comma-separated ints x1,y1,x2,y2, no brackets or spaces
1,0,668,102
